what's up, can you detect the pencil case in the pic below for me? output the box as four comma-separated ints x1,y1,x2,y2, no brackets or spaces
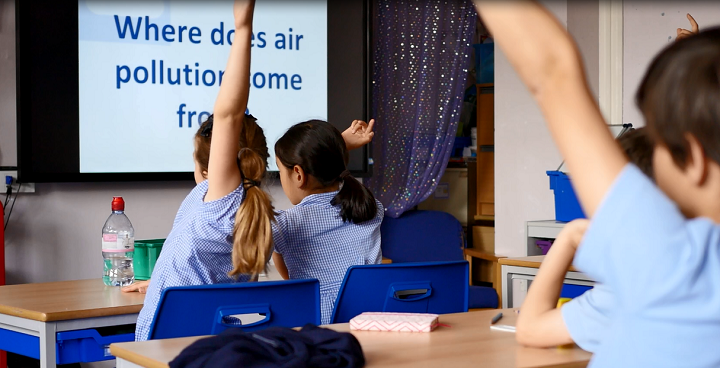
349,312,439,333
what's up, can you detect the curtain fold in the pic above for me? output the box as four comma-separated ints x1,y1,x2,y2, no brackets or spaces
367,0,477,218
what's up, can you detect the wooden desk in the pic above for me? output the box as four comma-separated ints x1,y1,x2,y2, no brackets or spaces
498,256,593,309
111,309,591,368
0,279,145,368
499,255,576,272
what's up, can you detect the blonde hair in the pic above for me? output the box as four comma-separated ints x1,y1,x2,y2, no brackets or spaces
195,115,275,278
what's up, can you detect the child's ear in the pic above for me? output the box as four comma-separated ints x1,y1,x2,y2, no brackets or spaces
293,165,307,188
684,133,707,186
202,170,208,179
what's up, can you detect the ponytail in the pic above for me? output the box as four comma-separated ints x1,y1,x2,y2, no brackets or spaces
331,170,378,223
229,120,274,278
276,120,378,224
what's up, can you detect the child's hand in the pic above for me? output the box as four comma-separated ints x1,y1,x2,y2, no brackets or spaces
233,0,255,30
515,218,589,348
342,119,375,151
121,280,150,294
554,219,590,252
676,14,699,41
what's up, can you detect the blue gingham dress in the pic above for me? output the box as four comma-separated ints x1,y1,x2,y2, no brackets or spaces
274,191,384,324
135,180,249,341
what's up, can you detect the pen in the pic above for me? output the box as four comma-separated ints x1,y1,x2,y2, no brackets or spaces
490,312,503,325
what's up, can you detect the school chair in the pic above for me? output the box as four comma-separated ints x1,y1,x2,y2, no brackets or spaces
561,284,592,299
380,210,498,309
330,261,469,324
148,279,321,340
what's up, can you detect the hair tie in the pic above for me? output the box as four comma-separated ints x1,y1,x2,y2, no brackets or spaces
243,179,261,190
200,115,214,137
238,147,253,157
339,170,352,180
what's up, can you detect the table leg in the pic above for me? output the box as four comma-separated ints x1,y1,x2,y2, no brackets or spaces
501,265,510,309
39,323,56,368
494,262,502,307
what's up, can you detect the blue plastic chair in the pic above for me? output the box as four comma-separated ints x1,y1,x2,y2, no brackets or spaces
381,210,465,263
148,279,321,340
330,261,469,324
380,210,498,309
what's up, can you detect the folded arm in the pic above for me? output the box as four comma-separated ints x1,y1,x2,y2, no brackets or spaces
516,219,588,347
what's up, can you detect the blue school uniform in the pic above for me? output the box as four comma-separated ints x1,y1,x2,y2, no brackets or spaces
562,164,720,367
561,282,614,353
273,191,384,325
135,181,249,341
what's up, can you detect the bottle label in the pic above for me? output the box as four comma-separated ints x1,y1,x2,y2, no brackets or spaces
120,234,135,252
102,234,135,252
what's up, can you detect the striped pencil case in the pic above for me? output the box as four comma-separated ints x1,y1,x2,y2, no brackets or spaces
349,312,439,333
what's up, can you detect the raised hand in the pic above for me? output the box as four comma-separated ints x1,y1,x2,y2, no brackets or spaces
555,218,590,251
676,13,699,41
206,0,255,202
234,0,255,30
342,119,376,151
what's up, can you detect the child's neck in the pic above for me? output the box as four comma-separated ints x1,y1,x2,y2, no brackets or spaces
300,182,341,200
694,201,720,224
685,165,720,224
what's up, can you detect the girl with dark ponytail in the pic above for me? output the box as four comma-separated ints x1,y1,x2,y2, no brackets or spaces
125,0,275,341
273,119,384,324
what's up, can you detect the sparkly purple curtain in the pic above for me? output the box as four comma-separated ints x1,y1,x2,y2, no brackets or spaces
367,0,477,218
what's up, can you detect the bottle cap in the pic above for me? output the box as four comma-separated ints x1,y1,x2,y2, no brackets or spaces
112,197,125,211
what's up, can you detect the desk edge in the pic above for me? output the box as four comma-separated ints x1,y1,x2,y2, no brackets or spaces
463,248,506,261
0,305,143,322
498,258,578,272
111,344,170,368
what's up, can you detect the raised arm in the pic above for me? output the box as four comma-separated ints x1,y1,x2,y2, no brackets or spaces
205,0,255,201
473,1,627,216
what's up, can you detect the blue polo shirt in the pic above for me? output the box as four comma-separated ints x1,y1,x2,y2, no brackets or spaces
562,164,720,367
562,282,614,353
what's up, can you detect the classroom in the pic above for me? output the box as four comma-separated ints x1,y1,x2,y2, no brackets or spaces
1,0,720,367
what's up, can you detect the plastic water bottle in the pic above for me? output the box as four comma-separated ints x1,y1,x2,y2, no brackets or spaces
102,197,135,286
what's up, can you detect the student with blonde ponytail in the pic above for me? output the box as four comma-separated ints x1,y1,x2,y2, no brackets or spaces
124,0,274,341
273,119,384,324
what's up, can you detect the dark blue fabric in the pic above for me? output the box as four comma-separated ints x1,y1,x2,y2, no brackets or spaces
169,324,364,368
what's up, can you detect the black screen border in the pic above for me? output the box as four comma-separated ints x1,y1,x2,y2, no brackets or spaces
16,0,371,183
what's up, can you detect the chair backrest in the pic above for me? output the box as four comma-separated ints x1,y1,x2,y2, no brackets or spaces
330,261,469,324
148,279,321,340
380,210,464,263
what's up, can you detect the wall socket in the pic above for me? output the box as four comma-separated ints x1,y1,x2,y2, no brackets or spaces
0,170,36,194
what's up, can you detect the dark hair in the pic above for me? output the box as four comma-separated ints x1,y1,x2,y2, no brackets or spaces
636,27,720,168
275,120,378,223
195,114,275,278
618,128,654,179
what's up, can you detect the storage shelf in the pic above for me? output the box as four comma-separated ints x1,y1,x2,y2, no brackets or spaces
527,220,566,239
526,220,567,256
